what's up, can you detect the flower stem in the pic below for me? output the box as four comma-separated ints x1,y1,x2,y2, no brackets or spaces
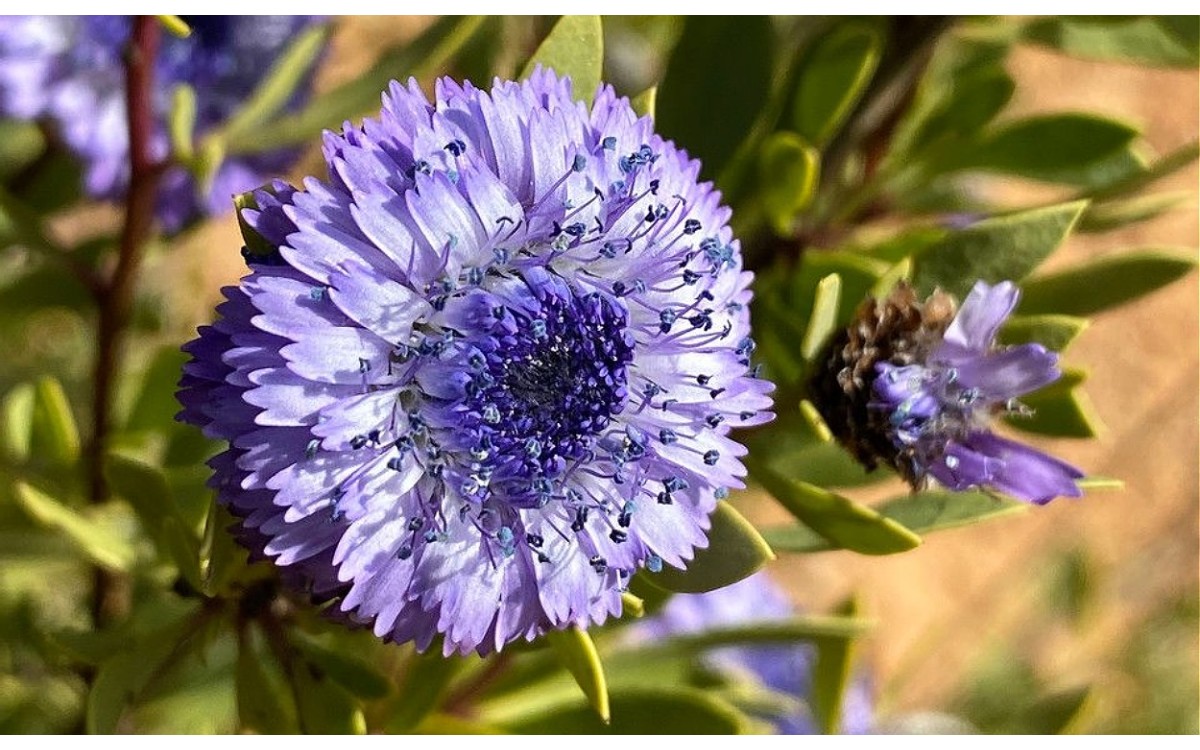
87,15,163,628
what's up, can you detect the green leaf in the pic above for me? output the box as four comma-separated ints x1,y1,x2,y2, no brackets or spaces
520,16,603,105
1022,16,1199,68
546,626,609,723
125,345,191,432
759,132,820,236
156,15,192,38
201,502,250,597
218,24,330,146
811,597,860,734
290,658,366,735
913,200,1088,298
500,687,751,734
1089,140,1197,200
384,651,469,733
953,114,1140,185
31,376,80,466
86,606,200,733
998,314,1089,351
1016,249,1197,316
908,67,1015,152
1079,192,1190,233
1016,685,1091,734
289,631,391,700
644,501,774,593
13,482,135,572
790,23,882,146
644,615,873,655
870,257,913,299
227,17,486,154
415,714,506,734
630,86,657,120
167,84,196,164
799,399,834,443
619,591,645,618
763,489,1026,554
657,16,773,177
236,624,298,734
801,273,841,361
0,119,46,182
753,469,921,556
1,382,35,462
790,250,888,328
1007,368,1103,438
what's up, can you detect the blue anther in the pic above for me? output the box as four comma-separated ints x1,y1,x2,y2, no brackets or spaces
572,153,588,172
703,450,719,466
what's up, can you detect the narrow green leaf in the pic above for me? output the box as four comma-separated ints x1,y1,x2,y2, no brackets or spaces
32,376,80,466
874,489,1026,537
619,591,645,619
870,257,913,299
1017,249,1197,316
219,24,330,144
87,607,199,734
105,454,175,530
1090,139,1198,201
657,16,773,177
1022,16,1199,68
630,86,657,120
168,84,196,164
201,502,250,597
546,626,609,723
384,651,469,733
156,15,192,38
759,132,820,236
227,16,487,154
1,382,35,462
913,200,1088,298
291,658,366,735
790,251,888,327
798,399,833,443
801,273,842,361
1007,379,1103,439
415,714,506,734
1079,192,1190,232
998,314,1089,351
648,615,873,655
1016,685,1092,734
908,67,1015,152
236,624,298,734
645,501,774,594
13,483,134,572
126,346,191,432
811,597,860,734
520,16,603,105
754,469,921,556
0,120,46,182
791,23,881,146
954,114,1139,185
499,687,751,734
290,631,391,700
162,517,204,592
762,487,1027,554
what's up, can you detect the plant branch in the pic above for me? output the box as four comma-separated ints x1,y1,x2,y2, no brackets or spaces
87,15,163,628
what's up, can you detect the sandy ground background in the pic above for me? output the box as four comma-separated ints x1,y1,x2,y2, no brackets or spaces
173,19,1199,728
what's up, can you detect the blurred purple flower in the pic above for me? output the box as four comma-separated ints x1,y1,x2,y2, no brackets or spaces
636,572,873,734
0,15,323,230
178,70,773,655
872,280,1083,504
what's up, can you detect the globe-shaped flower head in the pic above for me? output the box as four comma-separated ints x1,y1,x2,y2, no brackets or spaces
178,69,774,654
810,280,1083,504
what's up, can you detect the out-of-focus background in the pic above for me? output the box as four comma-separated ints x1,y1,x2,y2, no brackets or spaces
171,17,1198,733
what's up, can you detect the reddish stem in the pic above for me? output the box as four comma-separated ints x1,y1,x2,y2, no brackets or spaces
88,15,163,626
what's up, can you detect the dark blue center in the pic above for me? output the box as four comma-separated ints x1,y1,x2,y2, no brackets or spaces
459,272,634,505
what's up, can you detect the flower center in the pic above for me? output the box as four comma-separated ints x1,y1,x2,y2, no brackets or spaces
453,271,634,505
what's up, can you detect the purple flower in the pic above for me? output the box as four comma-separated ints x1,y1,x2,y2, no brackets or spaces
0,15,323,230
636,572,873,734
871,280,1083,504
178,69,774,655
